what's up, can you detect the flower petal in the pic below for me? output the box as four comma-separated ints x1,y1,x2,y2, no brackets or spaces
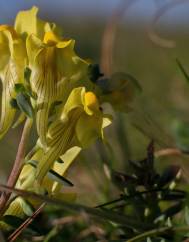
14,6,46,39
36,123,76,183
61,87,85,119
76,113,103,148
52,146,81,192
0,30,26,138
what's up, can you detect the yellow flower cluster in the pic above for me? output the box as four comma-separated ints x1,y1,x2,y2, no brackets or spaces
0,6,138,228
0,6,112,226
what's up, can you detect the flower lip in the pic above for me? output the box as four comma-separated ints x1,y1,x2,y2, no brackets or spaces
43,31,60,46
84,91,99,114
0,25,18,39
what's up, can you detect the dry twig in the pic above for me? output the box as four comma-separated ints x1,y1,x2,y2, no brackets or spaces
100,0,139,76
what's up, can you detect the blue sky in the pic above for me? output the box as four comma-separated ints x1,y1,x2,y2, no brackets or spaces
0,0,189,27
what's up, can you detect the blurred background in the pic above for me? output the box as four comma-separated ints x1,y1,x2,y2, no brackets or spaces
1,0,189,205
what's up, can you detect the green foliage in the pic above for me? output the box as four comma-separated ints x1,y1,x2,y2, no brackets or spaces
95,142,186,241
16,93,34,118
2,215,41,235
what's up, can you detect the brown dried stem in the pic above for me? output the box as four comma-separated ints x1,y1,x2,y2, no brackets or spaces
8,203,45,242
0,118,32,216
100,0,139,76
154,147,183,157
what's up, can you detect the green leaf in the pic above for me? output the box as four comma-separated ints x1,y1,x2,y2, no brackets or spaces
161,190,185,201
47,169,74,187
24,67,31,83
27,160,73,187
2,215,24,229
176,58,189,84
2,215,40,234
16,93,34,118
14,83,25,93
0,184,151,230
162,202,183,218
10,98,19,109
157,165,180,188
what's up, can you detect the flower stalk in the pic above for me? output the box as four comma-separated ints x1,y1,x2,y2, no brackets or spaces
0,118,32,216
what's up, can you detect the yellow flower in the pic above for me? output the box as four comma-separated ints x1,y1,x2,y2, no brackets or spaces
0,25,26,138
0,7,114,229
0,6,94,146
27,34,91,146
0,146,78,230
32,87,111,183
15,7,92,147
14,6,57,39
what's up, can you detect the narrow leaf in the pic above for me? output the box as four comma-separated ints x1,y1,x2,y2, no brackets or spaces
157,166,180,188
14,83,25,93
176,58,189,84
2,215,40,234
27,160,73,187
16,93,34,118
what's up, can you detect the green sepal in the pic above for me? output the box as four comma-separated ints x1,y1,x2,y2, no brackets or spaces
16,93,34,118
14,82,37,101
14,83,25,93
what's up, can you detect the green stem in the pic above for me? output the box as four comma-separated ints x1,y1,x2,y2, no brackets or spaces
95,188,185,208
127,226,189,242
0,118,33,216
0,184,151,230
